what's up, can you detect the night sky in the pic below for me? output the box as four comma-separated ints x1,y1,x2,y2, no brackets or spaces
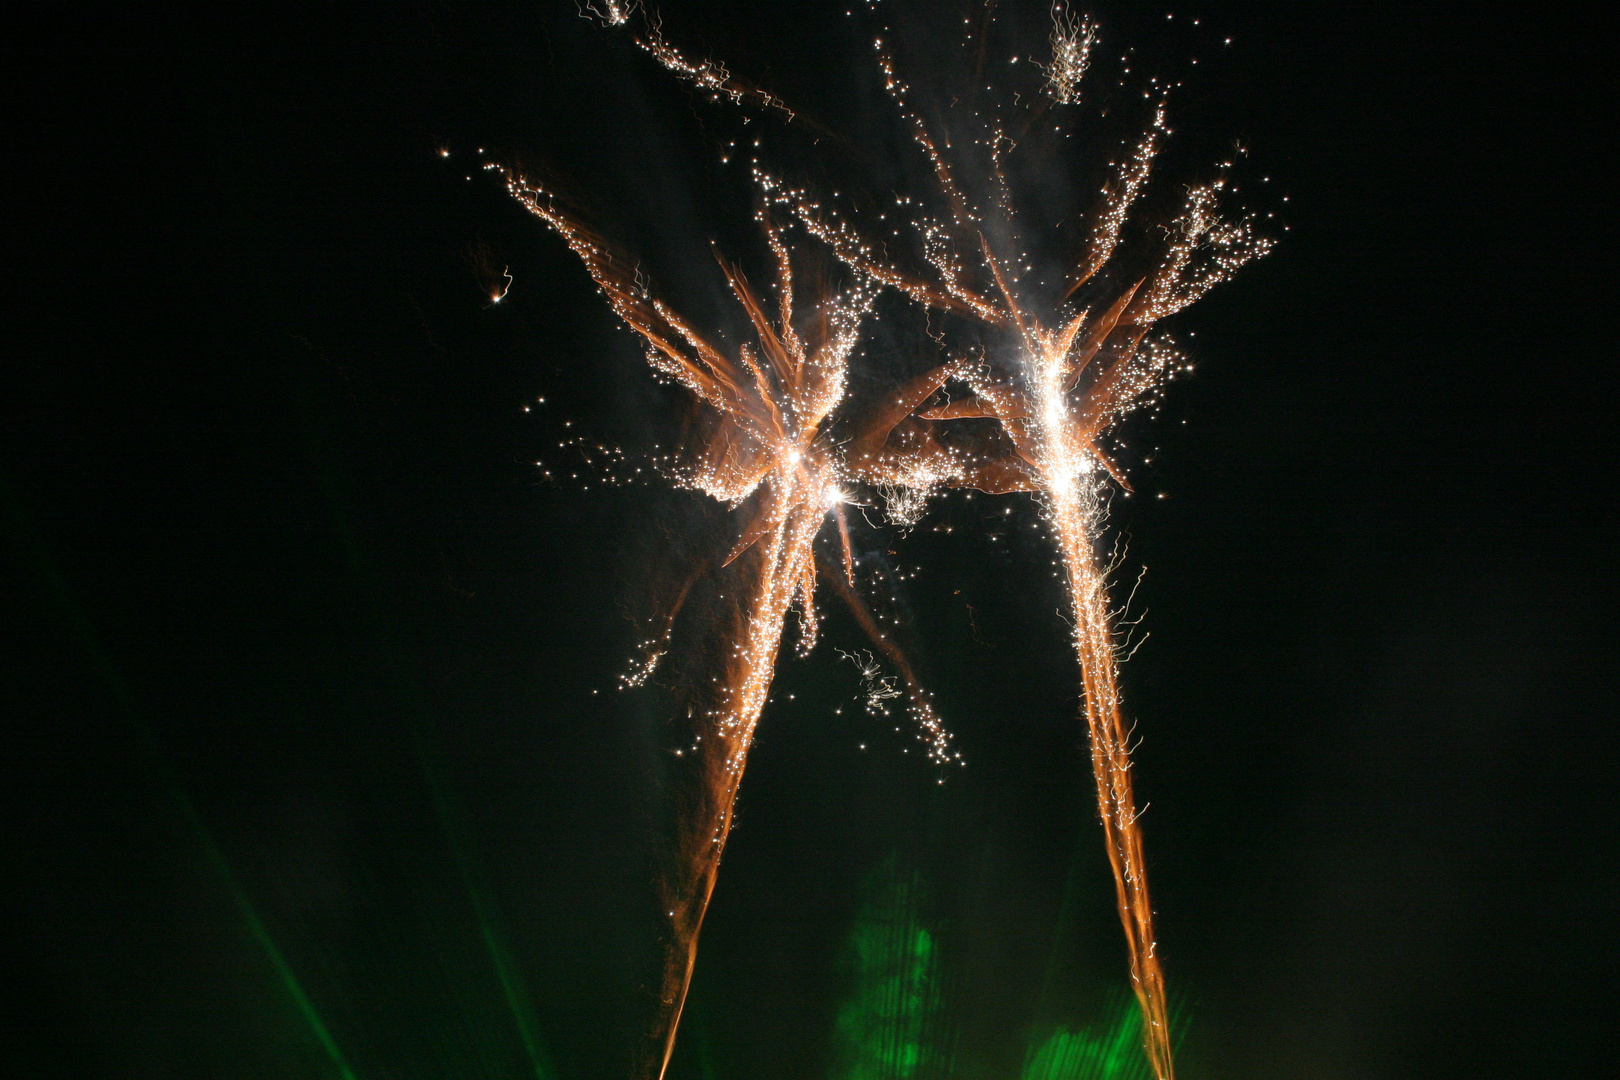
4,3,1617,1079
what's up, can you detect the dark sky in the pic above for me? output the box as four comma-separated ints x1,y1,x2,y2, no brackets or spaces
4,3,1617,1079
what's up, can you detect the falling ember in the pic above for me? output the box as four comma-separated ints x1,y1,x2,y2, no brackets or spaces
503,167,962,1078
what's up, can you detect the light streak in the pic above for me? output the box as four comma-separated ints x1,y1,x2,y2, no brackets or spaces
4,482,360,1079
421,748,558,1079
577,0,633,27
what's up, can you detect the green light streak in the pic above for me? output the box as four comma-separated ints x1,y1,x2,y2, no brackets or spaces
3,470,358,1080
828,856,944,1080
1021,998,1148,1080
697,1019,720,1080
197,829,358,1080
1023,993,1189,1080
296,379,562,1077
420,748,558,1080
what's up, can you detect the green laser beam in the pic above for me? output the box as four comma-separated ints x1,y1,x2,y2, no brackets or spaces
2,469,358,1080
288,374,561,1077
419,744,559,1079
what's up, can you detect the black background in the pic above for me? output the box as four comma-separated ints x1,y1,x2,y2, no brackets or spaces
4,3,1616,1078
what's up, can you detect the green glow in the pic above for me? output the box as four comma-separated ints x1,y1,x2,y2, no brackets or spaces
828,857,942,1080
689,1003,721,1080
421,749,558,1080
302,404,562,1077
199,832,358,1080
1022,996,1182,1080
3,471,358,1080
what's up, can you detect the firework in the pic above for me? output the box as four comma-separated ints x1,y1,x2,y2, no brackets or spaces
544,3,1270,1074
504,168,962,1077
752,6,1273,1077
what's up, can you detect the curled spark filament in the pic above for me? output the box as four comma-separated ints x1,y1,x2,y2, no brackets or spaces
1044,2,1098,105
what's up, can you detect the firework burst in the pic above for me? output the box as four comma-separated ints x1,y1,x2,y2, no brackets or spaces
502,167,964,1077
535,4,1271,1075
749,6,1272,1077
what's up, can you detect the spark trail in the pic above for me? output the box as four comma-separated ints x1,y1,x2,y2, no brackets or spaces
747,5,1271,1076
579,1,795,120
503,170,958,1078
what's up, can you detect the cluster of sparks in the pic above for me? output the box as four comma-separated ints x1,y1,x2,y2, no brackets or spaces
838,648,903,715
578,0,795,119
1044,2,1098,105
521,5,1272,1079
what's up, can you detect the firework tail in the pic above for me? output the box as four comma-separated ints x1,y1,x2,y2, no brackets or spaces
1045,469,1174,1080
647,488,823,1080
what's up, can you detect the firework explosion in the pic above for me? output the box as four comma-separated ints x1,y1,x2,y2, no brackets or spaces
752,7,1269,1076
503,168,966,1076
541,3,1271,1076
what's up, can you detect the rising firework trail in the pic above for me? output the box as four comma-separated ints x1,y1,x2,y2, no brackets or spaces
501,167,960,1077
749,4,1272,1076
